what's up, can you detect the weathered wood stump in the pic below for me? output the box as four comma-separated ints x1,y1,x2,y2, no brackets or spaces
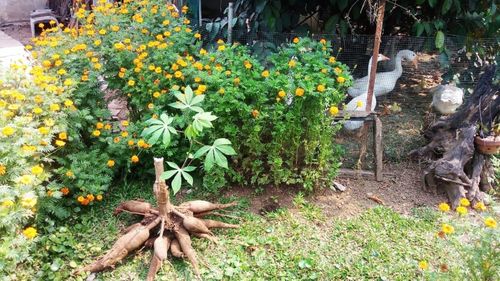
410,67,499,208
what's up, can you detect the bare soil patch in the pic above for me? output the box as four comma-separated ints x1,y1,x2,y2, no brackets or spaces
223,162,446,218
1,24,32,45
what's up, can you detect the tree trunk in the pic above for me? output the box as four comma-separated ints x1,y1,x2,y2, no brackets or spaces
410,66,499,208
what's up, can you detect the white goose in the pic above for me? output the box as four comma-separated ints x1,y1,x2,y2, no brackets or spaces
430,84,464,114
347,50,418,97
344,54,390,131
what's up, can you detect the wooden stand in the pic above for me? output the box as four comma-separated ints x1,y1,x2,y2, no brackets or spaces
335,111,384,181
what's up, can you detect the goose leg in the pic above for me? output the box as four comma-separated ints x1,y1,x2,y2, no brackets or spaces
355,123,370,170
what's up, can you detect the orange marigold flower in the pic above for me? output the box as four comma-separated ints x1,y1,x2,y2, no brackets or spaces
252,109,259,118
96,194,103,201
61,187,70,195
131,155,139,163
295,88,304,97
293,37,299,44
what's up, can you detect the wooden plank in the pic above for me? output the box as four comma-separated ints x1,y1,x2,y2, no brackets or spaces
374,116,383,181
338,168,375,180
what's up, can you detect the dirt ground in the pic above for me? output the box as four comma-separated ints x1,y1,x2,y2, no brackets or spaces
223,162,446,219
1,24,32,45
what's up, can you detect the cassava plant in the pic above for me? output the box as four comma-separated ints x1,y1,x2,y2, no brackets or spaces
81,86,239,279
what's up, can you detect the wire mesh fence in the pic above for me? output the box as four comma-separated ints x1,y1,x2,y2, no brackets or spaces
199,26,498,168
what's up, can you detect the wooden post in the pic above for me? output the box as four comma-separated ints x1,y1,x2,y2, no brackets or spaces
153,157,171,218
227,2,234,44
365,0,386,112
373,116,383,181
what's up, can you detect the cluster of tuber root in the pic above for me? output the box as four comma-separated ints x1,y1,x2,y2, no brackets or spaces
80,158,239,280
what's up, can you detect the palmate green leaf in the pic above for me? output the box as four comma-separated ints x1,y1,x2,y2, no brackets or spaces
160,169,177,180
202,138,237,171
168,86,205,113
192,111,217,133
181,171,193,186
141,113,177,147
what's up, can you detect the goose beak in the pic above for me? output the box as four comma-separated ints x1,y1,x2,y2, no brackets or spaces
412,58,419,69
381,54,390,61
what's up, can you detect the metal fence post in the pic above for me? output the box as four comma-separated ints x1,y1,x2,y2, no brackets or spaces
228,2,234,44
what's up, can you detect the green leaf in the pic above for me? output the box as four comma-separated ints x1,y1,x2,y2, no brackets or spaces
171,172,182,194
435,31,445,49
181,171,193,186
204,150,215,171
193,146,211,159
183,166,196,172
185,124,198,140
147,129,163,145
415,22,424,36
216,145,237,155
166,162,179,169
428,0,437,8
213,138,231,146
441,0,452,14
337,0,348,11
160,170,177,180
213,150,228,169
141,125,162,137
141,114,176,147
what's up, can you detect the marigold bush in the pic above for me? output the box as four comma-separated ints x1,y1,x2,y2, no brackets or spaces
0,64,73,276
28,0,352,196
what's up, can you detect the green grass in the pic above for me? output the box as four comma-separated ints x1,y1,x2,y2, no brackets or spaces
18,183,499,281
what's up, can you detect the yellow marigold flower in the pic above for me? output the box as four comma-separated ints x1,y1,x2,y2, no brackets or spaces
128,80,135,86
459,198,470,207
77,196,84,202
113,137,120,143
128,140,135,146
442,224,454,234
2,126,15,136
288,59,296,68
194,33,201,39
456,206,467,216
64,100,73,107
293,37,300,44
355,101,363,109
317,84,326,92
337,76,346,83
199,48,207,55
262,70,270,78
96,122,104,129
320,38,327,44
96,194,103,201
31,165,43,175
34,95,43,103
111,25,120,32
484,217,497,228
329,106,339,116
473,202,486,211
234,77,240,85
57,69,67,75
0,164,6,175
92,130,101,137
329,56,336,64
278,90,286,98
38,127,49,135
244,61,252,69
295,88,304,97
98,29,106,35
104,124,112,130
252,109,259,118
2,199,14,208
63,79,73,86
218,88,225,95
131,155,139,163
55,140,66,147
42,60,52,67
66,170,73,177
21,194,36,207
218,45,225,51
23,227,37,239
137,139,146,148
87,194,95,202
121,120,129,127
50,104,60,111
94,39,101,46
121,131,128,137
174,71,183,78
217,39,224,45
418,260,428,270
438,202,450,212
107,160,115,167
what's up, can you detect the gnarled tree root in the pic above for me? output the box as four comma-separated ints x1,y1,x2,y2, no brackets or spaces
79,158,239,280
410,66,499,208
